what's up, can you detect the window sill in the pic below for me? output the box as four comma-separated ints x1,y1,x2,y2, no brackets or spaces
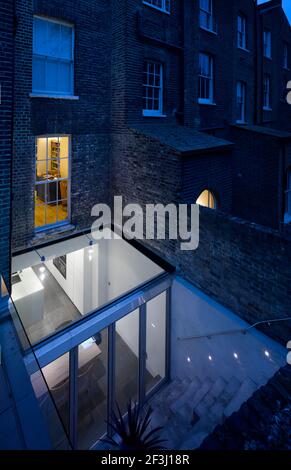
200,26,218,36
284,214,291,224
263,107,272,111
30,93,79,100
143,2,170,15
143,111,167,118
34,222,75,236
236,120,247,125
264,55,272,61
237,46,250,53
198,100,216,106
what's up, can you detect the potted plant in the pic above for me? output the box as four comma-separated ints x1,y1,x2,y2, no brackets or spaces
102,400,166,451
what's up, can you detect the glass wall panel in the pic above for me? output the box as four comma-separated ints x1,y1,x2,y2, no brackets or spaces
41,352,70,435
77,329,108,449
145,291,167,394
115,309,139,414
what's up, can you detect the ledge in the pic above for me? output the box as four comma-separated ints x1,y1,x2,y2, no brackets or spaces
198,100,217,106
237,46,250,53
200,26,218,36
30,93,79,100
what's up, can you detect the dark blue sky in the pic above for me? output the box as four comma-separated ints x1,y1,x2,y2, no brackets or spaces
258,0,291,23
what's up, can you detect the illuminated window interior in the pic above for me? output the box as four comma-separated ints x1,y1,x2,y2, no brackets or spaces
196,189,217,209
35,136,70,228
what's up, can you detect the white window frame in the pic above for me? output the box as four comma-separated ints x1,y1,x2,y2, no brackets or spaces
263,74,271,110
199,0,215,32
32,16,74,97
236,81,246,123
198,53,214,105
283,43,289,69
35,135,71,231
263,30,272,59
285,168,291,223
143,61,164,117
237,14,247,50
143,0,170,14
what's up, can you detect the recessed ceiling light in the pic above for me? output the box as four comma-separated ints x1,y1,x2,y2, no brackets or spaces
264,350,270,358
208,355,213,361
187,357,191,363
39,266,45,273
233,352,239,360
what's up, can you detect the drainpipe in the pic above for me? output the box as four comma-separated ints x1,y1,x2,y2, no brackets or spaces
254,0,259,124
7,0,16,293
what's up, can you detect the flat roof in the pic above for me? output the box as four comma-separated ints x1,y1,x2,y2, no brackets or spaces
232,124,291,139
11,229,165,346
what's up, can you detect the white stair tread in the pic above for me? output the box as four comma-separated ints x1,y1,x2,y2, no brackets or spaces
224,378,258,417
170,377,202,413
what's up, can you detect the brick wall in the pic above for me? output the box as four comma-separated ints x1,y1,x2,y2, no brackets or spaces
0,0,14,284
258,0,291,129
230,126,283,229
178,209,291,346
198,0,256,131
12,0,111,251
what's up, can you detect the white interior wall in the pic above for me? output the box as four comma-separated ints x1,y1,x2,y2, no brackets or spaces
146,291,166,379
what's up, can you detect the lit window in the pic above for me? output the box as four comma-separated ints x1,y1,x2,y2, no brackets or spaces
283,43,289,69
236,81,246,123
196,190,217,209
285,168,291,223
198,53,214,104
263,74,271,109
143,61,163,117
200,0,215,32
35,136,70,229
237,14,247,49
143,0,170,13
33,17,74,96
263,30,271,58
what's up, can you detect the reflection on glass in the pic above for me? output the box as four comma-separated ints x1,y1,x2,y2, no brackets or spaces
115,309,139,414
77,329,108,449
145,292,167,394
41,353,70,435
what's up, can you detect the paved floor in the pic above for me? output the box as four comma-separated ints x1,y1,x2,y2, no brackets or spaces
14,265,81,345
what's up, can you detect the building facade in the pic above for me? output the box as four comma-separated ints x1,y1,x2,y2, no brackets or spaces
1,0,291,451
10,0,291,256
0,0,14,285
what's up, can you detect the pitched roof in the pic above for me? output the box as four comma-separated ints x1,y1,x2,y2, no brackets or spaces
131,124,233,156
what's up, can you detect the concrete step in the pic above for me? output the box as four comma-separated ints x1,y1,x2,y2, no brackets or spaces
191,377,214,410
170,377,202,414
224,378,258,418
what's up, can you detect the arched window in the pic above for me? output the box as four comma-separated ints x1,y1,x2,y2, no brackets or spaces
196,190,217,209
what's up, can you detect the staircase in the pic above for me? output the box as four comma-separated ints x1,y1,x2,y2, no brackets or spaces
149,375,259,450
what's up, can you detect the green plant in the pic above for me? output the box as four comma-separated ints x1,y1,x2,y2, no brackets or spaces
103,400,166,451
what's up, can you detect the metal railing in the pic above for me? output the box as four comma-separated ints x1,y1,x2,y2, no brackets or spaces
178,316,291,341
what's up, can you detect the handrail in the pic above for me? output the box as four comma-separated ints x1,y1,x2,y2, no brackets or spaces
177,316,291,341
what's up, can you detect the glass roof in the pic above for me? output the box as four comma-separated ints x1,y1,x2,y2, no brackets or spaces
11,229,165,345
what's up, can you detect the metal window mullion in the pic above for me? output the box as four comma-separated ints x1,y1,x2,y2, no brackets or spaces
107,324,115,437
139,303,147,406
69,346,78,449
165,287,171,382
